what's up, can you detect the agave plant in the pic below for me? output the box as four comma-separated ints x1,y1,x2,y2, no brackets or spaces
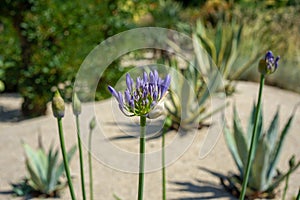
19,138,76,197
223,104,300,199
165,58,225,131
193,20,266,94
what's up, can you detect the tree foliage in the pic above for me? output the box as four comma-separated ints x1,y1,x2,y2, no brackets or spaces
0,0,138,117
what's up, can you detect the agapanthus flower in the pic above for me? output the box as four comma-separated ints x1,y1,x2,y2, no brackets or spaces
108,70,171,118
258,51,280,75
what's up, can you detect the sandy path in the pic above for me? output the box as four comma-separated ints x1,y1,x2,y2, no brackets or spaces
0,81,299,200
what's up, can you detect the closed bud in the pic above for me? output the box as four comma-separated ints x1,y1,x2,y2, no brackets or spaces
72,92,81,116
258,51,280,75
89,116,96,130
52,90,65,118
289,155,296,168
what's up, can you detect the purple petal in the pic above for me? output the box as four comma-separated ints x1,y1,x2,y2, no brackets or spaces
153,70,159,83
129,99,135,110
153,91,158,101
142,89,148,98
136,77,142,89
148,85,153,95
164,74,171,88
108,86,118,99
118,91,124,109
143,71,148,83
125,89,131,104
149,71,154,84
265,51,274,60
160,74,171,97
126,73,133,92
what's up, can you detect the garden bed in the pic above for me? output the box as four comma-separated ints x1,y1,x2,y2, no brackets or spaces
0,81,299,200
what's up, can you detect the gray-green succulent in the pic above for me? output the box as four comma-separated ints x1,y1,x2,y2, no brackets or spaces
224,103,300,198
165,58,225,131
21,139,76,196
194,20,265,94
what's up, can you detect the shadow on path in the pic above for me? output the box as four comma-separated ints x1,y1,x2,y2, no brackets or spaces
0,105,21,122
170,167,236,200
0,93,22,122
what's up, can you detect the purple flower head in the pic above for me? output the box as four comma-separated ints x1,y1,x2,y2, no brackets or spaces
108,69,171,117
259,50,280,75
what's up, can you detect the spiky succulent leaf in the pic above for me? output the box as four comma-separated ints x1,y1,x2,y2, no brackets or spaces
247,103,263,148
180,77,192,121
23,142,76,195
215,22,223,61
224,124,243,176
24,144,47,192
225,103,298,195
256,108,264,142
250,135,271,191
192,35,212,79
47,145,59,192
266,107,280,151
165,56,224,130
233,106,249,168
267,106,298,185
247,102,256,141
195,21,216,62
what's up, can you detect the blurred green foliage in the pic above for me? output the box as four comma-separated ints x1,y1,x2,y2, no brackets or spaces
233,3,300,93
0,0,300,117
0,0,138,117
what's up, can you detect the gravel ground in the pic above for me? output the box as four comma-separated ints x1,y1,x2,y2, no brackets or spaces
0,81,299,200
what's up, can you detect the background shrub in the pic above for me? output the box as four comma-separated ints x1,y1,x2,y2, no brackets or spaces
0,0,299,117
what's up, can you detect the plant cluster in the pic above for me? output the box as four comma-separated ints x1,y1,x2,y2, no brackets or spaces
165,59,225,130
12,50,299,200
5,1,300,199
224,104,300,199
12,138,76,197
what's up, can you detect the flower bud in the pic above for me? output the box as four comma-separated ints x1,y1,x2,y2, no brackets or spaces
258,51,280,75
52,90,65,118
89,116,96,130
72,92,81,116
289,155,296,168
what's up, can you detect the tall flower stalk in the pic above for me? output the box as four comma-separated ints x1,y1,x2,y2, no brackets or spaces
162,125,166,200
72,93,86,200
282,156,295,200
108,70,171,200
162,117,171,200
88,117,96,200
239,51,280,200
296,188,300,200
138,115,146,200
52,90,76,200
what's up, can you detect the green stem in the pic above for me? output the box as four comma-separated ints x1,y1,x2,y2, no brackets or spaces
239,74,265,200
57,118,76,200
138,115,146,200
88,128,94,200
296,188,300,200
282,171,290,200
75,116,86,200
162,126,167,200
